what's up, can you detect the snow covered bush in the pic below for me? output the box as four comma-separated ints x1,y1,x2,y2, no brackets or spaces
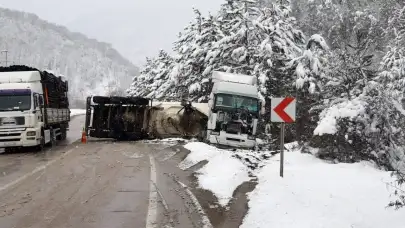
300,2,405,208
378,5,405,209
287,34,328,143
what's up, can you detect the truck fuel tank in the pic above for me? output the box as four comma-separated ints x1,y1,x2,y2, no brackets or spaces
148,102,208,138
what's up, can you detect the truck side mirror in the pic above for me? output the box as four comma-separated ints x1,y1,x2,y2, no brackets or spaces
38,95,44,108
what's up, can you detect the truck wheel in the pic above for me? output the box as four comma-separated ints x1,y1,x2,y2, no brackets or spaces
58,127,67,140
50,128,57,146
61,128,67,140
197,129,206,142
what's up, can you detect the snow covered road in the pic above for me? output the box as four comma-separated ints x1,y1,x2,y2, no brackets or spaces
0,140,217,228
1,118,403,228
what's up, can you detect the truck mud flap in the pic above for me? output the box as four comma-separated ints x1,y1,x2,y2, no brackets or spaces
84,96,92,136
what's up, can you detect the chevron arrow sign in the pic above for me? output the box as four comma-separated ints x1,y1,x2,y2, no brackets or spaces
271,97,296,123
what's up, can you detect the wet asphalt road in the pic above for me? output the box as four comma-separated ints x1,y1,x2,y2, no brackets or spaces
0,115,210,228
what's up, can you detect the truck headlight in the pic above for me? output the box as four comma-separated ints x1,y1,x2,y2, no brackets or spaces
27,131,36,136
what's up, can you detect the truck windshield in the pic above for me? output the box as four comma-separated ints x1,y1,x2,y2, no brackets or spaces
0,90,32,111
215,94,259,112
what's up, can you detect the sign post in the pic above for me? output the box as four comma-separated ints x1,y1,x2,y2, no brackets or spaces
271,97,296,177
280,122,285,177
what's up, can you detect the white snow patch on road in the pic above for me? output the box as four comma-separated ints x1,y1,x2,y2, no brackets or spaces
179,142,220,170
144,138,190,145
70,109,86,117
241,150,405,228
180,142,251,206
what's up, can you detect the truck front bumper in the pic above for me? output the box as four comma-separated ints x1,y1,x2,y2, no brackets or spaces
0,128,40,148
208,131,256,149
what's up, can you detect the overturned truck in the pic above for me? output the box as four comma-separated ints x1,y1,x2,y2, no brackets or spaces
84,96,208,140
85,71,264,149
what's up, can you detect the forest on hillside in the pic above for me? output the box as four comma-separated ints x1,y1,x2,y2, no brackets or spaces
127,0,405,208
0,8,138,107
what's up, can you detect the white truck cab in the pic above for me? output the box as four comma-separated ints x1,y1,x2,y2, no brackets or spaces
206,71,264,149
0,68,70,150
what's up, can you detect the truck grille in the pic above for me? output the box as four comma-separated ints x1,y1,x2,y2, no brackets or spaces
226,122,241,134
0,116,25,126
0,138,20,142
0,132,21,137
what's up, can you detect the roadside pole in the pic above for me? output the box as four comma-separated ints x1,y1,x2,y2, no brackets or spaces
271,97,296,178
280,122,285,177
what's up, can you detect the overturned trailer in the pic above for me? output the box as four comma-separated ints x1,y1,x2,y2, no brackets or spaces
84,96,208,140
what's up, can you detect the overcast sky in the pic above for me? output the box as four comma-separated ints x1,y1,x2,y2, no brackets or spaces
0,0,222,66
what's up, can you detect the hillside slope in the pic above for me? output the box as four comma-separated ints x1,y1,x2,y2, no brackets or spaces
0,7,139,107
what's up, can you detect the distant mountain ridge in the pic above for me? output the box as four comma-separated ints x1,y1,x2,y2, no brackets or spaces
0,7,139,107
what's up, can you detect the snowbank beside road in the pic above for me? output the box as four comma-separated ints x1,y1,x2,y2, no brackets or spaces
241,150,405,228
70,109,86,117
180,142,251,206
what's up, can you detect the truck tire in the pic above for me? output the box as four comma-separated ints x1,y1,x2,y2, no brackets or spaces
50,128,57,146
57,126,67,141
60,127,67,140
197,129,206,142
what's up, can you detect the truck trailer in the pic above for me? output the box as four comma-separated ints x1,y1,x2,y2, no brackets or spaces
84,96,208,140
0,65,70,151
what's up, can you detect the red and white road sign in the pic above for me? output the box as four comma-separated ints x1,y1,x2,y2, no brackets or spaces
271,97,296,123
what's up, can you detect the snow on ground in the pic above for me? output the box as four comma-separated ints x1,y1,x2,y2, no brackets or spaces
233,141,299,171
241,150,405,228
70,109,86,117
180,142,251,206
233,149,276,170
144,137,191,145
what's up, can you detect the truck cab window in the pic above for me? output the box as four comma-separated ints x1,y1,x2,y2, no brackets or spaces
39,95,44,106
215,94,259,113
0,89,32,111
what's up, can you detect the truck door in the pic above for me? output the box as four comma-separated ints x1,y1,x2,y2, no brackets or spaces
34,94,44,124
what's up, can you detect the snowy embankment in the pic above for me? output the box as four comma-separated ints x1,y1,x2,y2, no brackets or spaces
179,142,252,206
181,142,405,228
241,150,405,228
70,109,86,117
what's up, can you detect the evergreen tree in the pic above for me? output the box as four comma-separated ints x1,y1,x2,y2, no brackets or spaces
287,34,329,143
253,1,305,140
128,51,174,100
145,50,175,100
310,7,382,160
212,0,260,74
127,57,158,97
173,12,223,102
378,4,405,209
